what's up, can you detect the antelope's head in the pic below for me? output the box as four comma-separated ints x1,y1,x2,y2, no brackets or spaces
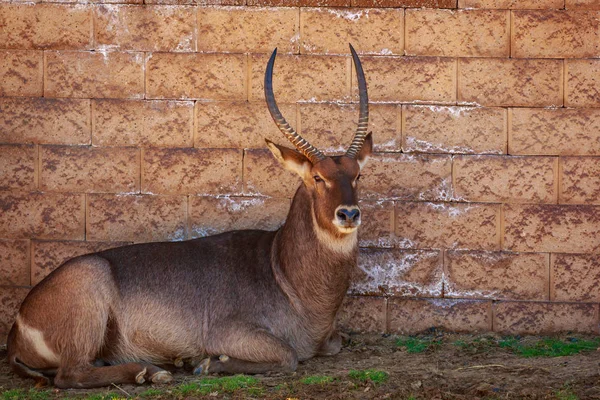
264,44,373,240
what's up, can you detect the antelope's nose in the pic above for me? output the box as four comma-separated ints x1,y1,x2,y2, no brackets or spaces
336,208,360,223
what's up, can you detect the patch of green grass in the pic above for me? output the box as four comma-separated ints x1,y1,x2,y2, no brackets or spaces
138,388,162,398
555,387,579,400
300,375,335,385
348,369,389,384
500,337,600,358
396,336,441,353
173,375,260,396
2,389,51,400
81,393,123,400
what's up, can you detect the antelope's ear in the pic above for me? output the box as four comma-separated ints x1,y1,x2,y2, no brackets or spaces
265,139,312,179
356,132,373,170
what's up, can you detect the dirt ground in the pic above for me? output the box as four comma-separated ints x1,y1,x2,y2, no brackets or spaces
1,331,599,400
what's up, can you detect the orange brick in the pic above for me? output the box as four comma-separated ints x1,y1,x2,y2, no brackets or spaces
147,53,246,100
453,155,557,203
301,0,350,6
0,240,29,286
198,7,298,53
87,194,187,242
93,100,193,147
336,296,386,333
560,157,600,204
248,0,298,6
147,0,242,4
395,202,501,250
403,105,506,154
458,58,563,107
493,302,598,334
566,0,600,8
250,53,349,103
354,0,456,7
243,149,300,198
142,148,242,195
352,248,443,297
189,196,290,238
513,11,599,58
566,59,600,107
0,287,30,335
0,98,90,145
389,299,492,334
509,108,600,156
300,8,404,55
0,192,85,240
406,9,509,57
361,153,452,201
552,254,600,302
358,56,456,103
0,144,36,191
0,50,43,97
459,0,564,8
504,204,600,253
96,5,195,52
31,240,129,285
45,51,144,98
41,146,140,194
195,101,296,149
358,200,395,248
445,250,549,300
298,103,401,153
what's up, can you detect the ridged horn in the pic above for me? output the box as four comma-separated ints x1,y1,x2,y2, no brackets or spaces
345,44,369,159
264,48,326,164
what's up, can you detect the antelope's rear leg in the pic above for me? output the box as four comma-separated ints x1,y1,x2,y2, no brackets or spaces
54,363,150,389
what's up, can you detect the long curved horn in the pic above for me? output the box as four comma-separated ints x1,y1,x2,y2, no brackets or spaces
264,48,325,164
345,44,369,159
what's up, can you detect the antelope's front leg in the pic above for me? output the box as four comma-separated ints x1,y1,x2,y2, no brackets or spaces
317,330,343,356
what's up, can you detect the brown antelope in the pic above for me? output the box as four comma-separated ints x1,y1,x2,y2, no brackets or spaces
6,44,373,389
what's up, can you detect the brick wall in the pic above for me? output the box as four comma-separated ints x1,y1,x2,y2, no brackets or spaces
1,0,600,343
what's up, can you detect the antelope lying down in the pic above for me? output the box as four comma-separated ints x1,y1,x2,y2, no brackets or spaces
7,45,373,389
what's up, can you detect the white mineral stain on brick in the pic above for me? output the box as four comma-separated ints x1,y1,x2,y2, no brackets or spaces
324,8,370,21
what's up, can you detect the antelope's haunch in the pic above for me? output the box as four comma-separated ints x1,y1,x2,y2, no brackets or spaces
6,45,373,389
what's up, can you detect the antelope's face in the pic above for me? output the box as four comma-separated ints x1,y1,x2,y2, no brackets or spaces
264,44,373,238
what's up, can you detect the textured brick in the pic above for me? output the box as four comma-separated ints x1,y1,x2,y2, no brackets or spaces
406,10,509,57
358,200,395,248
0,4,92,50
147,53,246,100
198,7,298,53
250,54,349,103
298,103,401,153
552,254,600,302
459,0,564,8
195,101,296,149
567,0,600,8
395,202,501,250
504,204,600,253
513,11,599,59
458,58,563,107
87,194,187,242
566,59,600,108
403,105,506,154
0,240,29,286
560,157,600,204
353,0,456,7
445,251,549,300
359,56,456,103
0,50,43,97
336,296,386,333
96,5,195,52
0,98,90,145
147,0,242,4
454,155,557,203
300,8,404,55
45,51,144,98
243,149,300,198
93,100,193,147
0,287,30,335
361,153,452,201
509,108,600,156
493,302,599,334
0,192,85,240
248,0,299,6
189,196,289,238
352,248,443,297
41,146,140,193
143,148,241,195
389,299,492,334
31,240,129,285
0,145,36,191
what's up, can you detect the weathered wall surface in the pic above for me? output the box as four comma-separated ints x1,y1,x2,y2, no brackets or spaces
1,0,600,343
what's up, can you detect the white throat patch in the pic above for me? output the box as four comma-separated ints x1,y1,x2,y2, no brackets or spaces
311,210,358,254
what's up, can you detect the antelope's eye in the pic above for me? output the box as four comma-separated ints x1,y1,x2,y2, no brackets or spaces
313,175,323,183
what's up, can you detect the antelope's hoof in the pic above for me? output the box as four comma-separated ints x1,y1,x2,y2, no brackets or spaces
193,358,211,375
173,357,184,368
136,367,147,384
150,370,173,384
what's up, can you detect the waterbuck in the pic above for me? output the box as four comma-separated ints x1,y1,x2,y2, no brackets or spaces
7,44,373,389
